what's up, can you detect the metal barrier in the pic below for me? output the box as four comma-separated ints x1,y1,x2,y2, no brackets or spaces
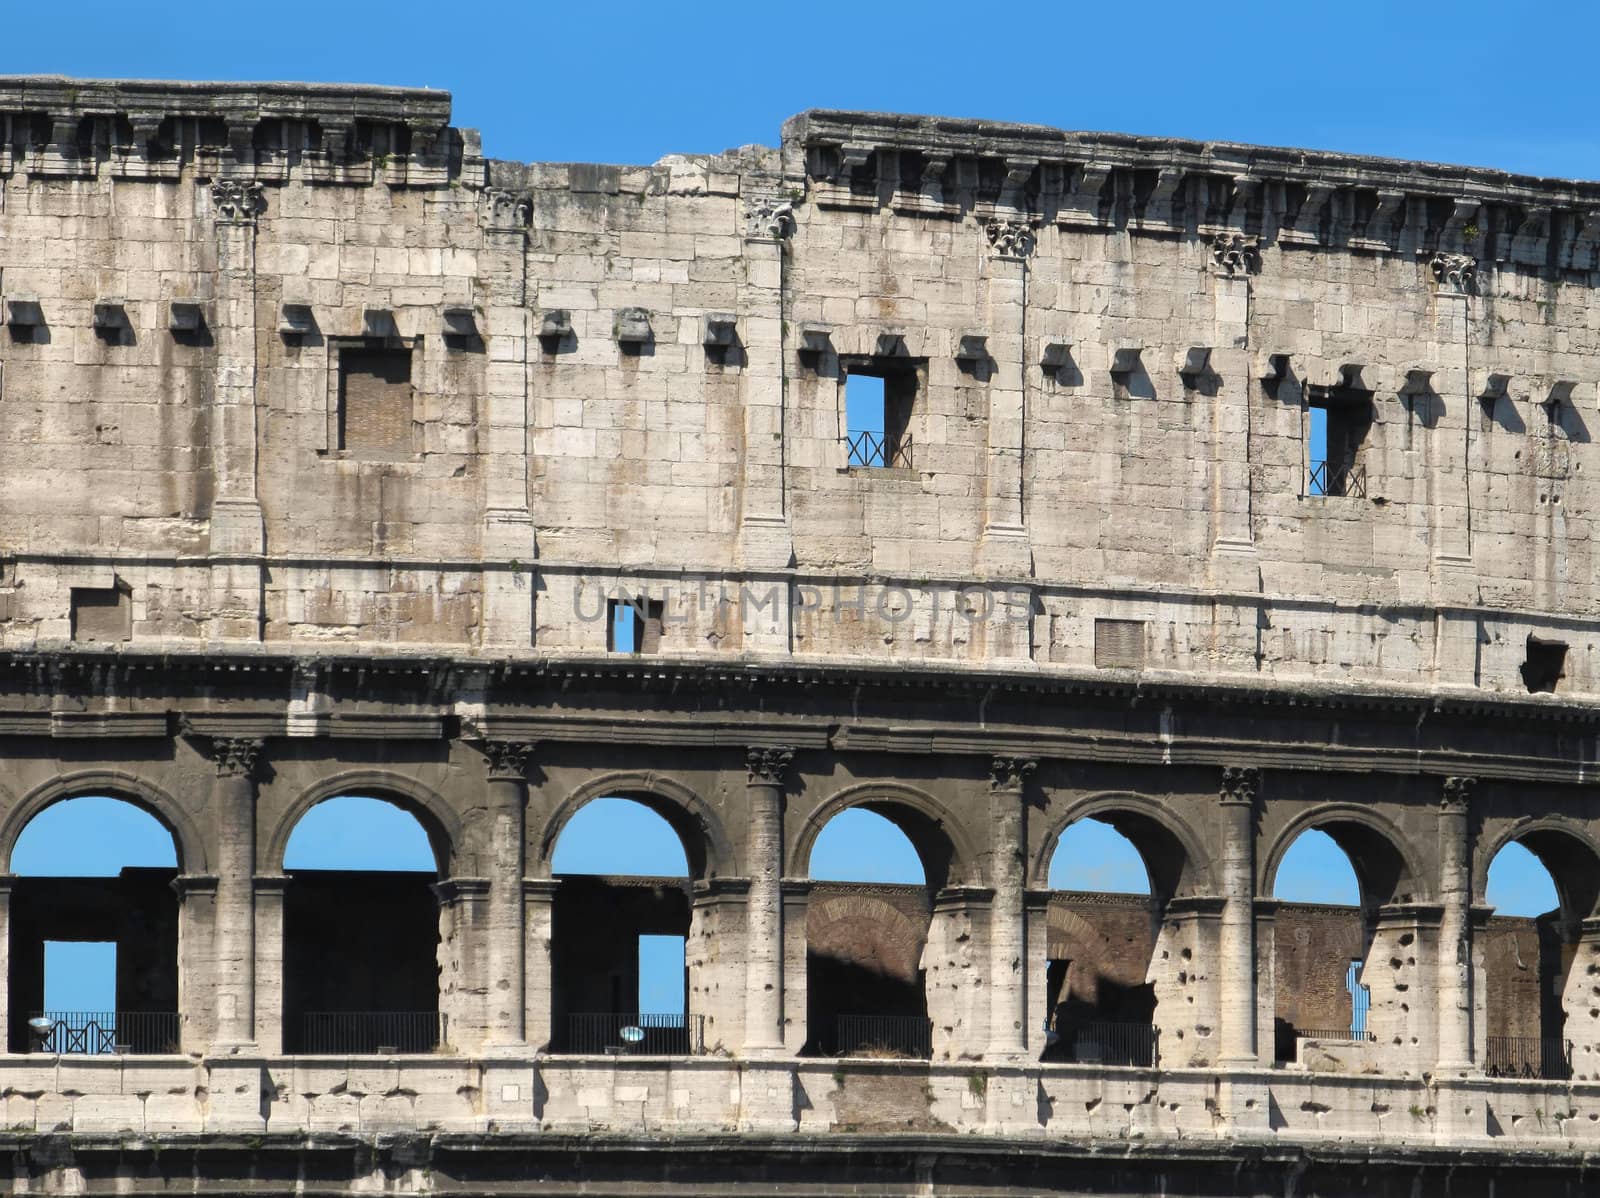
1295,1027,1377,1044
296,1011,444,1054
558,1013,706,1055
1486,1035,1573,1080
1309,459,1366,497
844,430,914,469
1056,1021,1159,1068
29,1011,180,1054
836,1013,933,1059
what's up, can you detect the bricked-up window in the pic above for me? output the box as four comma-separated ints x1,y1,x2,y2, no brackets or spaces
71,585,131,643
1308,390,1373,498
1093,618,1146,670
337,343,414,456
608,595,663,653
843,364,917,469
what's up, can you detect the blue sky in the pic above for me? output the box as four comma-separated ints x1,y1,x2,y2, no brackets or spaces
6,1,1600,181
3,0,1585,1014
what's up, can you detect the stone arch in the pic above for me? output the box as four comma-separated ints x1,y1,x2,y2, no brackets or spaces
1262,802,1427,910
268,770,461,876
790,781,979,892
806,891,928,981
1477,815,1600,922
1031,791,1212,900
0,770,204,875
536,771,732,880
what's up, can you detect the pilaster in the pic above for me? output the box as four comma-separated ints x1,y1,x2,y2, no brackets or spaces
975,219,1034,577
987,756,1034,1059
1217,766,1259,1065
1436,775,1476,1074
744,747,794,1055
736,188,796,570
481,741,532,1048
208,736,262,1052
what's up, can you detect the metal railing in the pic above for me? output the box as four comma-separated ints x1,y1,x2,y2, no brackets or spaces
558,1012,706,1055
29,1011,180,1054
1308,459,1366,497
297,1011,444,1055
836,1013,933,1059
1055,1021,1159,1068
1295,1027,1377,1044
844,430,914,469
1486,1035,1573,1080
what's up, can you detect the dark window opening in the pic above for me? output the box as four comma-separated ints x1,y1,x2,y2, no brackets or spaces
71,584,131,643
1308,390,1373,497
843,364,916,469
337,341,414,456
608,595,663,653
1522,636,1568,693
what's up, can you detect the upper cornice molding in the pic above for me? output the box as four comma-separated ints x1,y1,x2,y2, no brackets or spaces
0,75,452,127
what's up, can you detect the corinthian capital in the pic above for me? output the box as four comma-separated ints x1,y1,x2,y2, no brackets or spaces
1220,766,1259,806
1441,775,1477,813
483,740,533,780
210,180,265,225
746,746,795,786
989,756,1037,792
984,219,1036,260
213,737,263,779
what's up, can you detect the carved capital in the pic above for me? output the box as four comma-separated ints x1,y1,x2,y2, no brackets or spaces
213,737,263,779
989,756,1037,792
1441,775,1477,814
483,740,533,780
984,219,1036,259
485,188,532,232
746,746,795,786
1219,766,1259,806
210,180,264,225
1211,232,1260,276
1429,251,1477,294
744,192,796,240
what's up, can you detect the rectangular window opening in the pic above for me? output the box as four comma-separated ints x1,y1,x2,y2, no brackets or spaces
638,934,686,1018
843,365,916,468
44,940,117,1019
70,584,131,643
337,341,415,456
1346,958,1370,1037
608,595,663,654
1523,636,1568,693
1308,390,1372,498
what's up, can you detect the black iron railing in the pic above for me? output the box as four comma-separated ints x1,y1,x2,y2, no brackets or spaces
29,1011,180,1054
844,430,914,469
558,1012,705,1055
1486,1035,1573,1080
1309,459,1366,497
836,1013,933,1059
1055,1021,1159,1068
1295,1028,1377,1044
297,1011,444,1054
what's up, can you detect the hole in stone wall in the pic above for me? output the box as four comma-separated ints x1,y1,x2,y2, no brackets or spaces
1522,636,1568,693
608,594,663,653
337,341,415,456
70,584,131,644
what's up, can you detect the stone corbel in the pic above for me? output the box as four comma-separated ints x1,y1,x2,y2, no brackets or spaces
1280,182,1335,245
997,156,1038,212
1510,206,1552,266
1351,189,1407,250
1475,369,1512,413
1561,209,1600,270
1223,175,1261,234
1057,162,1111,228
1441,198,1483,252
1175,346,1213,384
1136,167,1184,231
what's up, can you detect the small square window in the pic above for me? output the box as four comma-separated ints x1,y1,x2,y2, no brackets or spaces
842,362,918,469
608,595,663,654
1307,389,1373,498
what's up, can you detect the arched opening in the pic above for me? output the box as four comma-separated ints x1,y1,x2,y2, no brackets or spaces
1041,813,1184,1067
9,796,180,1053
548,796,698,1054
1268,819,1414,1069
1481,831,1598,1079
280,795,442,1053
804,804,941,1059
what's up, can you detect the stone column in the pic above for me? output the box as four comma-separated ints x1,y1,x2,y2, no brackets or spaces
480,190,537,649
0,876,12,1051
482,741,531,1046
976,219,1034,576
1023,889,1052,1059
736,190,796,571
987,756,1034,1059
210,737,261,1051
780,879,810,1055
172,874,218,1056
1218,766,1259,1065
1436,775,1476,1074
688,878,750,1053
206,180,266,640
926,886,993,1060
744,747,794,1054
524,879,558,1052
1253,898,1279,1067
252,875,287,1055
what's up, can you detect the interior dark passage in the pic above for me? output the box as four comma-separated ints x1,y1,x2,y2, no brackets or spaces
8,868,179,1052
281,869,440,1053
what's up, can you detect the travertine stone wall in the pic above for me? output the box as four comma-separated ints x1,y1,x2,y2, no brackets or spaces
6,81,1600,702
